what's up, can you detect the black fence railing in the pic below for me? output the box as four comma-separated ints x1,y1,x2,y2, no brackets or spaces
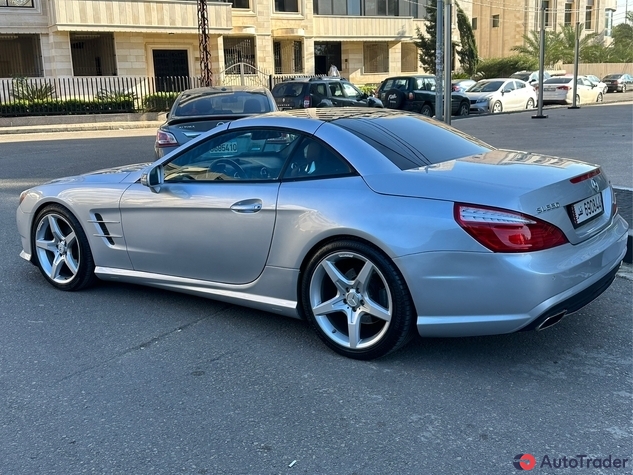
0,73,325,117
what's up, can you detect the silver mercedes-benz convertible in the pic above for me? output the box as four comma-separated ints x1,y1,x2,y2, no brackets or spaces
16,108,628,360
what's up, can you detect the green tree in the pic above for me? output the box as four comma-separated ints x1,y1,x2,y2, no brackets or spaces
455,1,479,76
511,30,564,66
414,0,438,74
609,22,633,62
557,24,598,63
475,55,537,79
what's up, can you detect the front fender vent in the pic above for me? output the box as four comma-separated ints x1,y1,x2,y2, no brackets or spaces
90,213,122,246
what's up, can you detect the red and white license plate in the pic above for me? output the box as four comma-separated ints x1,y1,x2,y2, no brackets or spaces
570,192,603,226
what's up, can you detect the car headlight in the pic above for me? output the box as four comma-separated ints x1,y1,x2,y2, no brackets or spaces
476,97,490,103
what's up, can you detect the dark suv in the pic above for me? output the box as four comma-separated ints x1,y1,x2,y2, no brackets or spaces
271,77,383,110
377,75,470,117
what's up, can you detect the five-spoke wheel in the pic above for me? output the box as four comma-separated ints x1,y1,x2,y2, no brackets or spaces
33,205,96,290
301,240,415,360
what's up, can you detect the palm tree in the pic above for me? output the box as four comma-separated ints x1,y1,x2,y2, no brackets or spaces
511,30,564,66
557,24,598,63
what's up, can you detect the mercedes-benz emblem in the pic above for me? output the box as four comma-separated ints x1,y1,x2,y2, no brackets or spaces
590,178,599,194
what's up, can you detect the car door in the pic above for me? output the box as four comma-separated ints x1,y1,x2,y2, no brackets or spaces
119,128,302,284
503,80,520,110
327,81,347,107
577,77,594,102
341,82,367,106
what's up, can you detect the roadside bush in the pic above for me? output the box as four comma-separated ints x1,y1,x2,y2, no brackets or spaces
475,56,537,79
0,98,135,117
358,84,380,96
11,77,56,101
143,92,179,112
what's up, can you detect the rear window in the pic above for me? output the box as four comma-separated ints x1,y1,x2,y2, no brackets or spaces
173,92,272,116
603,75,621,79
272,82,305,97
544,77,572,84
334,114,493,169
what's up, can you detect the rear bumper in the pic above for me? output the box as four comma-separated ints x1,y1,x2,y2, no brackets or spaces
393,215,628,338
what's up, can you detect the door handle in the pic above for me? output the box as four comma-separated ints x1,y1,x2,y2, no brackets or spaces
230,199,262,213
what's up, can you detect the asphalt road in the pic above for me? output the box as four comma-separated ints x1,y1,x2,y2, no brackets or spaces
0,105,631,475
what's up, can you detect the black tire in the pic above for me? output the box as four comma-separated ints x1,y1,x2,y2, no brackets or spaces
420,104,433,116
384,89,405,109
596,92,603,103
526,98,535,109
458,101,470,116
300,240,416,360
492,101,503,113
575,94,581,105
32,204,96,291
622,84,627,93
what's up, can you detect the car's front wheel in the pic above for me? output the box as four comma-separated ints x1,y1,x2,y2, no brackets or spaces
32,204,96,291
420,104,433,116
622,84,627,93
492,101,503,113
596,92,603,103
300,240,415,360
458,101,470,116
526,98,535,109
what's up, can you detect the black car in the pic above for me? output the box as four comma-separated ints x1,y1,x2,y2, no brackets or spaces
154,85,276,158
601,73,633,93
271,77,383,110
377,75,470,117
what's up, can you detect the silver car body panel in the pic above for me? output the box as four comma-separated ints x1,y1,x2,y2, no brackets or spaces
16,109,628,338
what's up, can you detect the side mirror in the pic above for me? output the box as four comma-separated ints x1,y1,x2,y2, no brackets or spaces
141,165,164,193
502,88,511,94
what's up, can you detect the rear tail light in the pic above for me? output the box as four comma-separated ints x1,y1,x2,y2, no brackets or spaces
303,96,311,108
611,187,618,215
408,92,414,100
454,203,568,252
557,85,570,90
570,168,601,184
155,130,178,148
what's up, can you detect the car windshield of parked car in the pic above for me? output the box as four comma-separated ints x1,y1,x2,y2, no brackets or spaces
272,82,304,97
334,114,492,169
468,81,504,92
174,92,272,117
544,78,572,84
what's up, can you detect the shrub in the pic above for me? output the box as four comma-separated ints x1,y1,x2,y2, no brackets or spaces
11,77,56,101
475,56,537,79
142,92,179,112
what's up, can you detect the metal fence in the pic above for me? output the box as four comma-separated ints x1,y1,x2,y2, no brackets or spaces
0,72,326,117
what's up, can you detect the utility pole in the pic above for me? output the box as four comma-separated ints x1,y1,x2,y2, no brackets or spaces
569,22,580,109
435,0,444,121
443,0,453,125
198,0,212,86
532,0,548,119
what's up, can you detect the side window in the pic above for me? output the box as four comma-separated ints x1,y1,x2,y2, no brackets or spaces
310,83,327,96
283,138,353,180
164,129,301,182
329,82,344,97
381,79,394,91
505,81,516,91
516,81,526,89
342,82,361,99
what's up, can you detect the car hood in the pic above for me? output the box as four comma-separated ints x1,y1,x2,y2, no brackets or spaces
45,163,152,185
464,91,495,100
362,149,611,244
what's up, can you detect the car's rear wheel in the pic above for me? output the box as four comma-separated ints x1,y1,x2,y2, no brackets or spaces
32,205,96,291
575,94,581,105
420,104,433,116
492,101,503,113
622,84,627,93
300,240,415,360
526,98,535,109
458,101,470,116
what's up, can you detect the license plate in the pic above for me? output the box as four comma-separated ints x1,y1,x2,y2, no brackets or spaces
209,141,238,154
570,192,603,226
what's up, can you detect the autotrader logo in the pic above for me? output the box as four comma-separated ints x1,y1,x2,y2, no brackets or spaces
514,454,536,470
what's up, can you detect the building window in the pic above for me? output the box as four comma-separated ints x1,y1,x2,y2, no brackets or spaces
605,8,614,36
363,43,389,74
313,0,424,17
585,5,593,29
401,43,417,72
492,14,500,27
224,36,256,67
275,0,298,12
274,40,304,74
70,33,117,76
543,0,552,27
0,0,34,7
472,17,478,30
0,34,42,77
229,0,250,8
564,3,572,25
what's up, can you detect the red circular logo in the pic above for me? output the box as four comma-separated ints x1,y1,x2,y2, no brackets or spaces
513,453,536,470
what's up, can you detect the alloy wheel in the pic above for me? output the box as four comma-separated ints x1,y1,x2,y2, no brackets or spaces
35,213,80,284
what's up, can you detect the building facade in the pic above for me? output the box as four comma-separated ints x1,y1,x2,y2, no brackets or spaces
472,0,617,60
0,0,461,86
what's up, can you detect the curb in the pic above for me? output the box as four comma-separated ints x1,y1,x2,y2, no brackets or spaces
0,121,162,135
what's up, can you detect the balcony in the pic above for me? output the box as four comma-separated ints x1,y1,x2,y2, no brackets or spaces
312,15,415,41
48,0,232,34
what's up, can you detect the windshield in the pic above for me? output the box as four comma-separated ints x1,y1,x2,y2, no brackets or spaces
468,81,504,93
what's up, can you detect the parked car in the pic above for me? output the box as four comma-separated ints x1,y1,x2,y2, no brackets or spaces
540,76,603,105
601,73,633,93
585,74,608,95
465,78,537,114
451,78,476,93
510,70,551,86
271,77,383,110
154,85,276,158
377,75,471,116
16,108,627,360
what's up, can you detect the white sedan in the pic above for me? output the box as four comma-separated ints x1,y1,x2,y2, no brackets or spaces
585,74,609,95
540,76,604,105
466,78,537,114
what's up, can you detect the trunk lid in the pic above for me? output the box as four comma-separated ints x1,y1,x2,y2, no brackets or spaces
362,149,614,245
